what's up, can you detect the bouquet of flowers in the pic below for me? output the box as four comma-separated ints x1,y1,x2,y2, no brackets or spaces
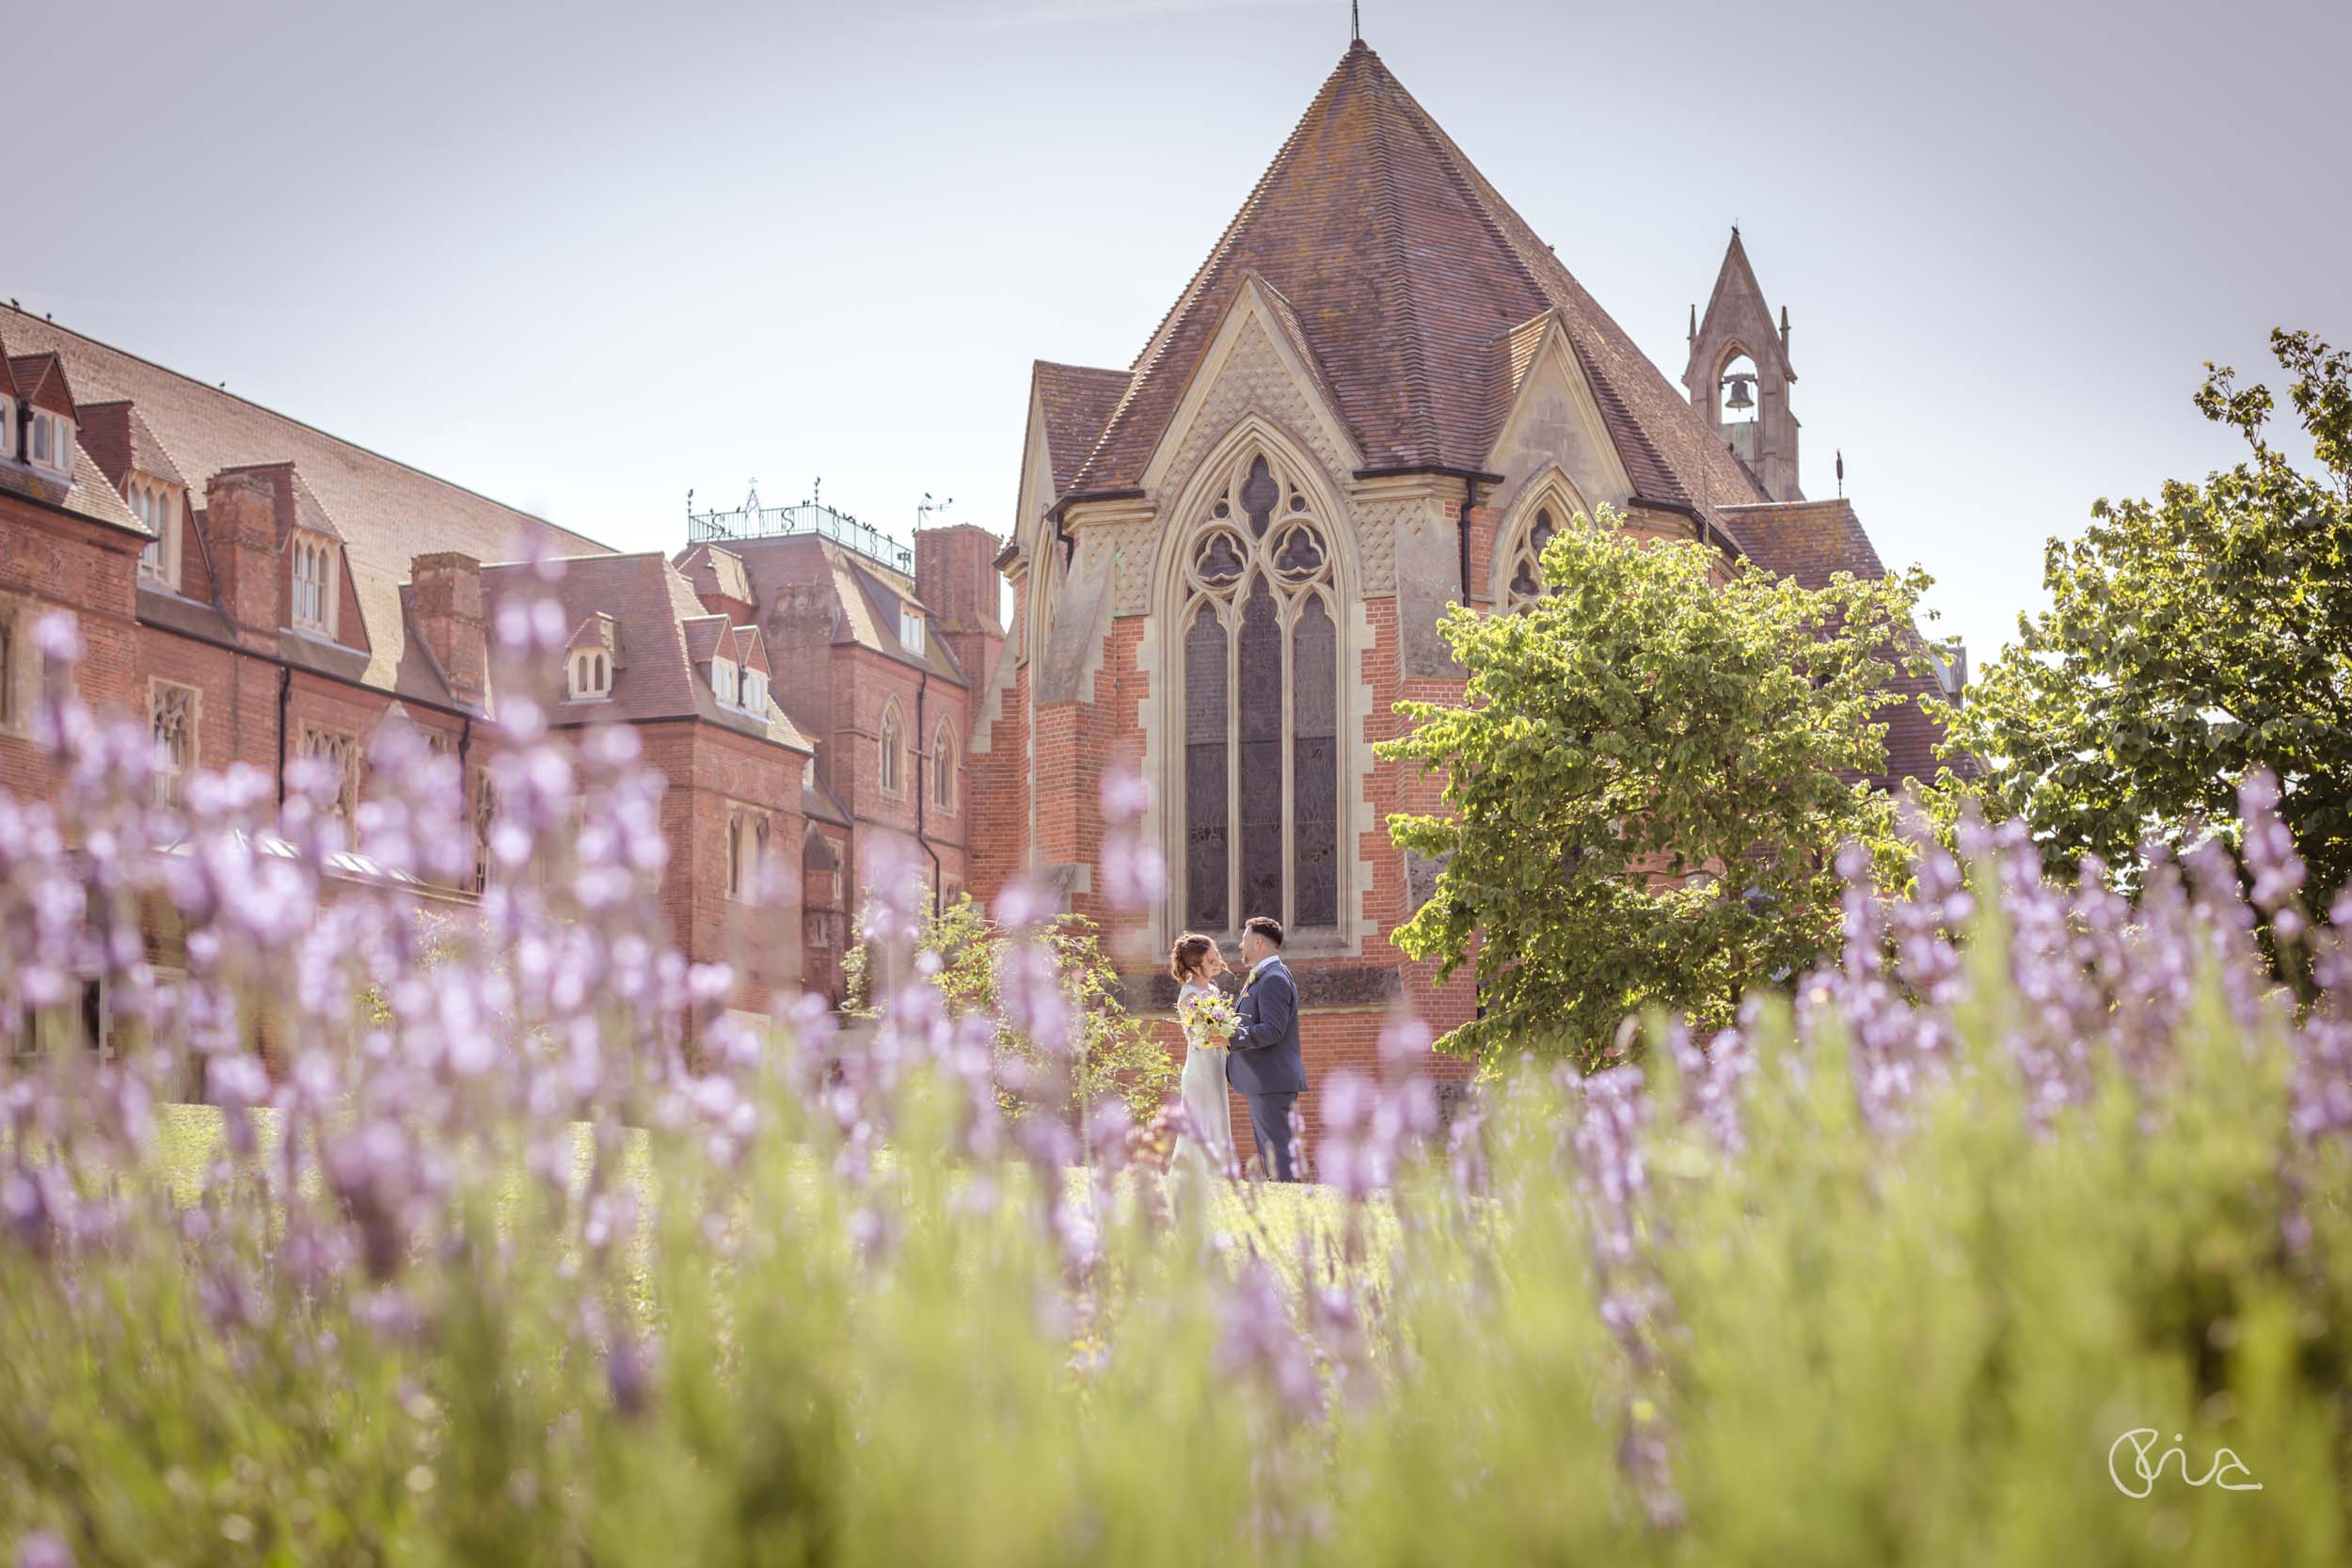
1177,988,1240,1052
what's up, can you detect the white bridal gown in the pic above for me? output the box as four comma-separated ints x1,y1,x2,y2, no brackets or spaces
1175,979,1236,1180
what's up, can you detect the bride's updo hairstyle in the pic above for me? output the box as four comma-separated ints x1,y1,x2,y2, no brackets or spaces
1169,931,1218,984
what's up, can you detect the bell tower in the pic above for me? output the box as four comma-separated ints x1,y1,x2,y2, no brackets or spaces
1683,227,1803,502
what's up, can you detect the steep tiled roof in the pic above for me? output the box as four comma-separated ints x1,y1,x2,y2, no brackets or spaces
8,353,76,417
1724,498,1958,788
485,555,811,752
690,532,967,685
0,306,610,702
1033,361,1132,497
0,328,144,535
1062,41,1767,531
75,401,186,491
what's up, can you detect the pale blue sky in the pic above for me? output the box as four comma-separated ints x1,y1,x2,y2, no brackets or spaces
15,0,2346,664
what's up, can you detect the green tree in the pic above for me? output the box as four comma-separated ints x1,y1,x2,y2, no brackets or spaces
847,893,1177,1122
1379,509,1926,1069
1938,330,2352,897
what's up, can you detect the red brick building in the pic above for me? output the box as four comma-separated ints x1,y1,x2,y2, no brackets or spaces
2,42,1960,1143
969,41,1962,1162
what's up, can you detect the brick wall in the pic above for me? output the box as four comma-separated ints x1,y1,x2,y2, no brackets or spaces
0,493,143,803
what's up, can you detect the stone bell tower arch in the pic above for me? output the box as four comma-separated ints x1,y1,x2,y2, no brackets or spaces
1684,227,1803,503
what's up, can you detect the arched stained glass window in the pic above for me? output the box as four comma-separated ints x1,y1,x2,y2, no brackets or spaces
1178,451,1341,934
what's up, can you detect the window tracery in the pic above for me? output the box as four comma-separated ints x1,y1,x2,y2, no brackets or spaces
1178,449,1339,934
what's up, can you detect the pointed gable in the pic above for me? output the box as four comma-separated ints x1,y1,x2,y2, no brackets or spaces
1693,230,1794,384
74,402,186,492
8,352,77,418
1062,40,1768,533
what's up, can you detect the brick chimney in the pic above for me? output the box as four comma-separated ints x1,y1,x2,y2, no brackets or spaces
409,552,486,707
914,524,1004,637
203,469,282,650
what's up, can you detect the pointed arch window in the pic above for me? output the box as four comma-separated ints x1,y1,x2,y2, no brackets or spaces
1505,505,1562,610
1179,450,1339,934
290,532,338,636
930,719,958,814
878,702,905,798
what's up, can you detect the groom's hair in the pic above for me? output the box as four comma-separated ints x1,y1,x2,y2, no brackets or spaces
1243,915,1284,948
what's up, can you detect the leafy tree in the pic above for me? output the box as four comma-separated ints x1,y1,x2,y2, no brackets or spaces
1938,330,2352,898
847,893,1178,1121
1380,508,1927,1069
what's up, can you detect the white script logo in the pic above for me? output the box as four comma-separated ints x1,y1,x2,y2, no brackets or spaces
2107,1429,2262,1497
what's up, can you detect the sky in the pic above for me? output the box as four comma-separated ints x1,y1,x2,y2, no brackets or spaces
13,0,2347,666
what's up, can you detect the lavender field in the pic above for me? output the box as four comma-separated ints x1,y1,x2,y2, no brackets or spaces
4,591,2349,1567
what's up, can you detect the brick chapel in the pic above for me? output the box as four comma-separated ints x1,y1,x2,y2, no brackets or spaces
0,40,1956,1150
962,41,1959,1151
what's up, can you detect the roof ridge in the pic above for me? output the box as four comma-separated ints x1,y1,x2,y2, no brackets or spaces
0,305,614,557
1065,48,1361,496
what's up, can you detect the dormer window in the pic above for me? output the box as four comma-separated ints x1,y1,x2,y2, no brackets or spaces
131,478,181,590
28,410,72,476
567,648,612,701
742,667,769,712
0,395,14,460
711,657,739,706
900,604,926,657
290,531,338,636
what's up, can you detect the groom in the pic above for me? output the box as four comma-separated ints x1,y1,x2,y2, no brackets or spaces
1227,915,1306,1181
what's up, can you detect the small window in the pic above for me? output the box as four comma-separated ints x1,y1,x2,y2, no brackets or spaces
567,648,612,701
134,480,179,589
299,724,360,822
290,533,336,636
711,657,739,706
0,396,13,460
0,607,20,734
726,807,769,902
931,721,958,813
742,668,769,713
28,410,72,475
900,605,926,657
879,705,904,796
472,771,498,893
151,681,198,808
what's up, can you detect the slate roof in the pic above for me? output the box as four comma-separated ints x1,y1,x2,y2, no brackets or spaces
484,554,811,752
0,305,610,702
1059,41,1768,533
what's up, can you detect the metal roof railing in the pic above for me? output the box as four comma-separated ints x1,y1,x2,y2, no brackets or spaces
686,483,914,575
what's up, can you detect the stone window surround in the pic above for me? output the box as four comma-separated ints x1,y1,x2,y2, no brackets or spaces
876,698,908,800
930,717,958,814
1149,431,1363,953
1494,471,1592,611
149,677,199,808
289,530,339,638
131,475,183,590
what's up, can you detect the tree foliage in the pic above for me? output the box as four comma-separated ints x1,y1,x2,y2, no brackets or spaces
1938,330,2352,895
1380,510,1927,1069
847,893,1177,1121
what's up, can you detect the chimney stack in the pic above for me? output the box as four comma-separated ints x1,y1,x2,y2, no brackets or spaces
410,552,487,707
914,524,1004,638
203,469,282,650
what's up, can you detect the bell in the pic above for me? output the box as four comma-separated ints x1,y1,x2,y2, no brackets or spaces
1722,372,1756,413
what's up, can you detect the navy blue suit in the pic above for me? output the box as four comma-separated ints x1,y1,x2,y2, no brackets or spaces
1227,957,1306,1180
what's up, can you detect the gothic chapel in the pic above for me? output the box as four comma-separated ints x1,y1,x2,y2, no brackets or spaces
969,41,1957,1155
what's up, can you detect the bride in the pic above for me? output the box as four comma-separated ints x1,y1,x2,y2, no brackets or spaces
1169,931,1237,1180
